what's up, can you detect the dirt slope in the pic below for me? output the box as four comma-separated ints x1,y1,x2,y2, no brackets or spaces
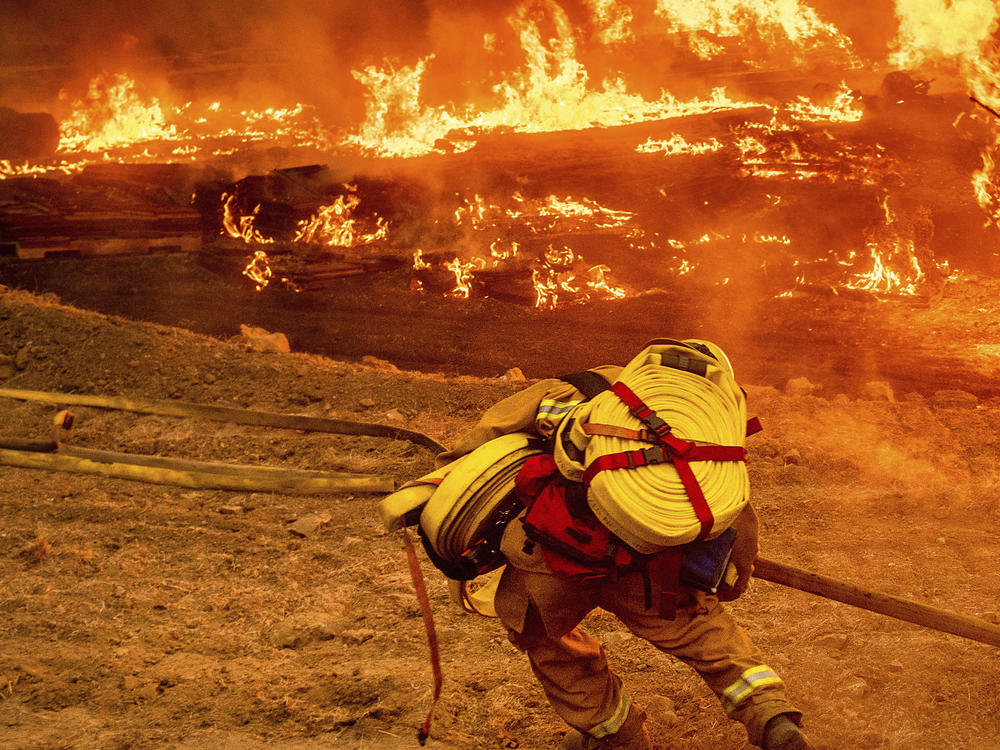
1,286,999,749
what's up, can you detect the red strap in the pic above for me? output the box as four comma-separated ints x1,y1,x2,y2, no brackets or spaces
746,416,763,436
585,383,752,541
403,529,442,745
672,456,715,540
610,382,672,439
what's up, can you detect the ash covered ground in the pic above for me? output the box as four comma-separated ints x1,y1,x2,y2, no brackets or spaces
1,285,1000,749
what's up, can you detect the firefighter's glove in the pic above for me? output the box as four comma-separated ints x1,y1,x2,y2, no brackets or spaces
716,502,759,602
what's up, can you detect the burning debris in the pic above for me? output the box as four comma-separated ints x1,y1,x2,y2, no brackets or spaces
0,0,998,307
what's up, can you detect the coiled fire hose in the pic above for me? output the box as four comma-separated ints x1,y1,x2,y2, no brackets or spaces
556,344,749,552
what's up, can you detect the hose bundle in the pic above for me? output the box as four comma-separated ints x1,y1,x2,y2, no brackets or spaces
555,341,749,553
417,432,543,567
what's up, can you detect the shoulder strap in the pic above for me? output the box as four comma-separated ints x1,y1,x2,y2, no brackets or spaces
557,369,612,400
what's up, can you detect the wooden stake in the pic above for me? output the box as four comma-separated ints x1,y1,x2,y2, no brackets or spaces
754,557,1000,649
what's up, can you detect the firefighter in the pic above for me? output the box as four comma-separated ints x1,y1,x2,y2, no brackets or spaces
436,341,813,750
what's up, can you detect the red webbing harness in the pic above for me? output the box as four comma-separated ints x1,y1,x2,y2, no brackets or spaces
581,381,760,541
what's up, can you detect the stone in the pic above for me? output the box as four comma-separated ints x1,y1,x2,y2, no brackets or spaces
931,390,978,409
384,408,405,423
340,628,376,645
503,367,526,381
783,448,803,465
359,398,375,408
14,345,30,370
288,513,331,537
644,694,679,727
861,381,895,402
361,355,399,372
785,376,820,397
815,633,850,651
887,660,905,673
270,613,342,648
239,324,290,353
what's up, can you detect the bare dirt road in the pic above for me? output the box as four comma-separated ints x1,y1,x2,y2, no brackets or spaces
2,285,999,749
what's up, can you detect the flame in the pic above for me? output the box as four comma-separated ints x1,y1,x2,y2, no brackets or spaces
844,196,932,296
58,73,176,153
784,82,863,123
532,245,627,309
653,0,856,62
243,250,273,291
972,131,1000,228
222,193,272,244
292,189,389,247
343,1,771,158
584,0,635,44
636,134,724,156
892,0,1000,111
445,256,487,298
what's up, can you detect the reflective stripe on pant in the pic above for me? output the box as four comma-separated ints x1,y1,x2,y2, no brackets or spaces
496,563,801,746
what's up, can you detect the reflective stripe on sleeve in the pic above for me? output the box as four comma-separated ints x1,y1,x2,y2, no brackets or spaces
588,690,632,739
536,399,582,421
722,666,784,715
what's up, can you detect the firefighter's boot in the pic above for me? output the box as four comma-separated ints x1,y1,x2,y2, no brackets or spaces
561,706,651,750
762,713,814,750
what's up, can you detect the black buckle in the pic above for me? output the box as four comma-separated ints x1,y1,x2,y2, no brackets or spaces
638,445,669,466
645,414,671,438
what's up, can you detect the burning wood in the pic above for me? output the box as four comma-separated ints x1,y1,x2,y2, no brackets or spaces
0,0,997,308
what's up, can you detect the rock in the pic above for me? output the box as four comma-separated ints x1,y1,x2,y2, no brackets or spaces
843,677,870,698
287,513,331,537
359,398,376,408
887,660,905,673
239,324,290,353
136,682,161,700
384,408,405,423
861,381,894,402
902,392,925,403
778,464,810,484
270,612,342,648
340,628,376,645
361,355,399,372
785,376,820,397
503,367,526,381
783,449,803,465
931,390,978,409
815,633,850,651
14,345,30,370
643,694,679,727
122,675,139,690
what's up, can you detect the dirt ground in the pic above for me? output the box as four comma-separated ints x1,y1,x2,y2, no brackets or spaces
2,285,1000,750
